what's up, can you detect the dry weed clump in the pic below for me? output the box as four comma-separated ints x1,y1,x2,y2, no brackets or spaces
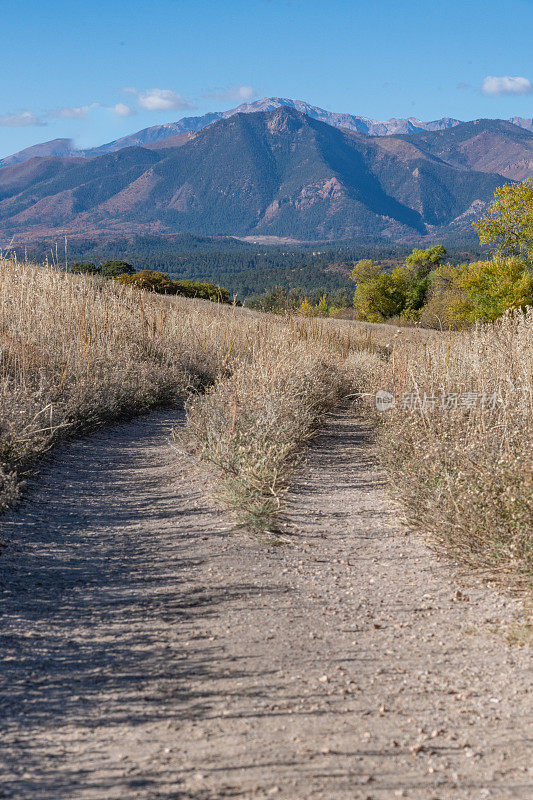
182,319,378,529
367,310,532,585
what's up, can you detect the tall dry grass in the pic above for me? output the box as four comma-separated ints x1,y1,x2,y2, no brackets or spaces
0,258,379,521
1,257,530,588
182,319,377,529
0,257,261,506
365,310,533,585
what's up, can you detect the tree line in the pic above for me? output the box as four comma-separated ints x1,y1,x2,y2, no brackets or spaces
70,261,230,303
349,179,533,327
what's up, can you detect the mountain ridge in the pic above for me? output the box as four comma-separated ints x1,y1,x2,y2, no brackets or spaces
0,107,518,244
2,96,533,167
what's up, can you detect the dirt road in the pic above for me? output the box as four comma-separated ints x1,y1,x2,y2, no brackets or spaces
0,408,531,799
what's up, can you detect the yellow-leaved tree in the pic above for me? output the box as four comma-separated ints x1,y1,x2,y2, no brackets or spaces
420,181,533,326
298,298,314,317
455,257,533,322
473,178,533,264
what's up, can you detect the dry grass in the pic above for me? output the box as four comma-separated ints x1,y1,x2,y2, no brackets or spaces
1,256,530,591
362,310,533,587
0,258,379,525
0,257,262,506
181,319,377,529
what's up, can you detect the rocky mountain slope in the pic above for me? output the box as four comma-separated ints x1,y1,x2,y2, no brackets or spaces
401,118,533,181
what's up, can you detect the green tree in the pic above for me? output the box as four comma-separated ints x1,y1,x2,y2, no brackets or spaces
350,247,447,321
420,258,533,327
473,179,533,263
402,245,447,312
349,259,382,284
101,260,135,278
405,245,447,273
419,262,470,328
353,273,407,322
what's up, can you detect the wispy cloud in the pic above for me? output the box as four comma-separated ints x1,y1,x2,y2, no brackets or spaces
207,85,258,102
0,101,103,127
47,102,101,119
113,103,137,117
125,87,194,112
481,75,533,96
0,110,45,127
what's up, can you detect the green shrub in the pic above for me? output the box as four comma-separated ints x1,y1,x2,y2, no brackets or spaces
118,270,177,294
173,279,230,303
116,269,230,303
101,260,135,278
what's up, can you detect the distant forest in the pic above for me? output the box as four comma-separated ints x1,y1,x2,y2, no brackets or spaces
11,234,484,302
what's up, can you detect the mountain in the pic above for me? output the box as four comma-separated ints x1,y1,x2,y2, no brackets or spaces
84,114,223,155
0,107,511,243
0,154,86,203
142,132,196,151
219,98,463,136
0,138,79,167
2,97,533,169
399,119,533,181
80,98,465,156
79,98,463,157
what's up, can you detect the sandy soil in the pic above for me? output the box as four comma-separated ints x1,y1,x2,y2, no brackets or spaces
0,407,531,800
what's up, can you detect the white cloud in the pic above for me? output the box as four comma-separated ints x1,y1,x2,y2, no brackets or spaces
113,103,136,117
0,110,45,127
126,88,194,112
482,75,533,97
208,85,258,102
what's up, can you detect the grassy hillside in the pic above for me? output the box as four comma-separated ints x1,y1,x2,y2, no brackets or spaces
0,257,530,591
0,257,368,515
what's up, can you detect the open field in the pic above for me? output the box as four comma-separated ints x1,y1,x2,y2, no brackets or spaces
0,257,373,522
0,257,531,587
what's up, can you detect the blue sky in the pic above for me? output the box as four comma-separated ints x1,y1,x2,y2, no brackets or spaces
1,0,532,158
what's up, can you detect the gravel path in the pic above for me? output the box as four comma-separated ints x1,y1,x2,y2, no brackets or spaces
0,407,531,800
